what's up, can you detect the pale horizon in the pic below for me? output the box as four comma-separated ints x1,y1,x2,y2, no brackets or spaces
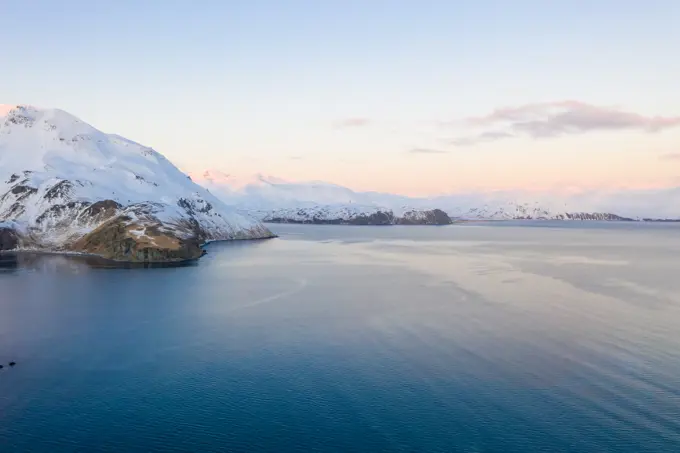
2,2,680,197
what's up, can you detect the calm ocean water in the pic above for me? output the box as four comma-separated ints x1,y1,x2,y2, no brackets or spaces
1,222,680,452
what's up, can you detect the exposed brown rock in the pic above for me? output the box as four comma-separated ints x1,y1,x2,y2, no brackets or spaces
72,216,203,262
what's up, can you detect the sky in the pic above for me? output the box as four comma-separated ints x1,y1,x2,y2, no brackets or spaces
2,0,680,196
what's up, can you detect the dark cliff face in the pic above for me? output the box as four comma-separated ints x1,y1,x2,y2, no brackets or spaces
348,211,395,225
431,209,453,224
0,227,19,251
396,209,452,225
78,200,122,220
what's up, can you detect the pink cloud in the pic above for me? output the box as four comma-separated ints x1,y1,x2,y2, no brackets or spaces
454,101,680,145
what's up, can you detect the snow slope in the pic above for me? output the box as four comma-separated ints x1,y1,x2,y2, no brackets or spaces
0,106,272,259
194,170,680,222
197,170,388,210
195,171,453,224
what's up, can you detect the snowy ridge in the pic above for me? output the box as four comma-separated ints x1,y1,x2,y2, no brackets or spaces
196,171,452,224
0,106,272,260
259,204,393,224
255,204,451,225
428,190,680,221
195,170,680,222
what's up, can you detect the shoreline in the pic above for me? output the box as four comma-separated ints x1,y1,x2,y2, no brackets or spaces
1,234,279,266
262,220,454,226
264,218,680,225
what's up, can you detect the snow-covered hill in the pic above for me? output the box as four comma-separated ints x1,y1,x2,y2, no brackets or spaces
195,171,452,224
194,170,680,222
0,106,273,261
197,170,394,209
257,205,451,225
428,189,680,221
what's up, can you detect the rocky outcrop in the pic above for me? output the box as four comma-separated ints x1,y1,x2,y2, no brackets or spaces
77,200,121,223
72,216,203,262
0,227,19,251
396,209,452,225
347,211,395,225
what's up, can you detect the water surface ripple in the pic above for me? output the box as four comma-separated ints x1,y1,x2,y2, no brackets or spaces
1,222,679,452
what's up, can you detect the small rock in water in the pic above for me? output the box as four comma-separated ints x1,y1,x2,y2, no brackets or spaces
9,361,16,367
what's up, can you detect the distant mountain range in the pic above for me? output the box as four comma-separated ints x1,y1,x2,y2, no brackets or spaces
194,170,680,223
2,102,674,260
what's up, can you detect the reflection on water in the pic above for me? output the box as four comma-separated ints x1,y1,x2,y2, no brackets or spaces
1,222,680,453
0,252,197,272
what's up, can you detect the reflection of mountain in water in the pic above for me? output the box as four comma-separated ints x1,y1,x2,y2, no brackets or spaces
0,252,197,272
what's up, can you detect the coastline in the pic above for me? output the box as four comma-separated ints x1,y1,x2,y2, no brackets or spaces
262,220,453,226
1,234,279,265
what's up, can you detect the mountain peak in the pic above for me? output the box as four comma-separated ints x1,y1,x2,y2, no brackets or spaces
1,105,100,143
0,104,19,118
4,104,60,122
2,105,41,126
0,106,273,261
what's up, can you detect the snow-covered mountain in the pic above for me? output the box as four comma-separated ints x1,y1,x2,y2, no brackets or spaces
197,170,394,208
0,106,273,262
194,170,680,222
427,189,680,221
195,171,452,224
259,205,452,225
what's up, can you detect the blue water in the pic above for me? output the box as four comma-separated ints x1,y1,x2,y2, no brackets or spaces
1,222,680,452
